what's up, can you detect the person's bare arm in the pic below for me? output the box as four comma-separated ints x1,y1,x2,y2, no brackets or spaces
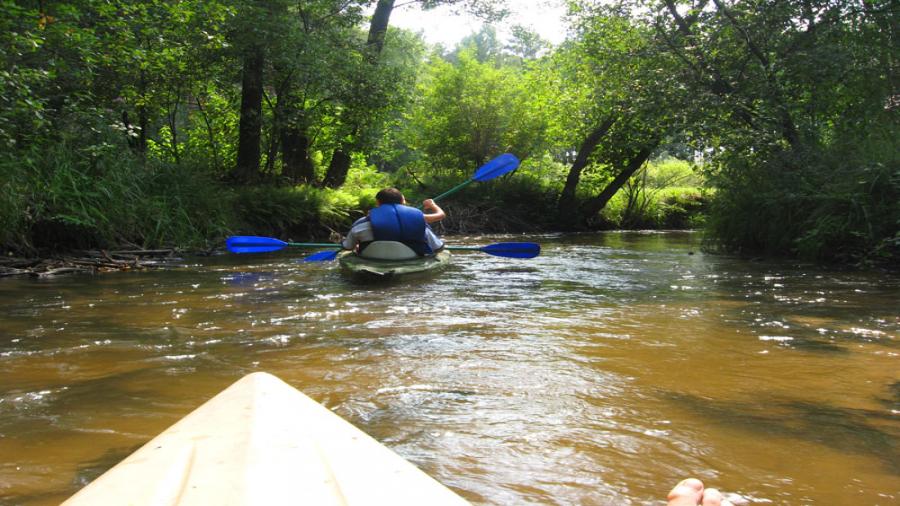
422,199,445,223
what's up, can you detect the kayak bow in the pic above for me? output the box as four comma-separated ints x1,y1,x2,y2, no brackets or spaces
63,372,469,506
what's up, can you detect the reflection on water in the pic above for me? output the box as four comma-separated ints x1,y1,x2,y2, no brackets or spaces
0,231,898,505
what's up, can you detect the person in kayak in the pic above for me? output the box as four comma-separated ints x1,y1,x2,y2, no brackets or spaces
342,187,445,256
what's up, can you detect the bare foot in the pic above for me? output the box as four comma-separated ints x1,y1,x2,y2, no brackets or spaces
668,478,731,506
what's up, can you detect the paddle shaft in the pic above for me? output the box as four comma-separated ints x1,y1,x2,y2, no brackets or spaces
430,179,474,203
288,242,340,249
445,246,487,251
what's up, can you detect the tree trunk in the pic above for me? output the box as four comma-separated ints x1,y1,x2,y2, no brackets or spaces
367,0,395,57
135,70,149,154
321,0,395,188
194,96,221,172
583,144,657,218
322,149,352,188
281,126,315,184
557,118,617,225
234,46,264,183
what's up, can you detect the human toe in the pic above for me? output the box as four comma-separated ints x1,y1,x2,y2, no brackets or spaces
668,478,705,506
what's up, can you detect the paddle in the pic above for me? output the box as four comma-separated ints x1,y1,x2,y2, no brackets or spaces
227,235,539,261
302,249,341,262
226,236,339,254
300,242,540,262
446,242,540,259
428,153,520,204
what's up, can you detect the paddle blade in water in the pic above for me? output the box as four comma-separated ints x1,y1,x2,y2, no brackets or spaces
472,153,520,182
479,242,541,258
303,250,341,262
479,242,540,258
227,236,288,254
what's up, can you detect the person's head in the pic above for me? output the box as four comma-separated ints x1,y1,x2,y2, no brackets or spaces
375,187,405,205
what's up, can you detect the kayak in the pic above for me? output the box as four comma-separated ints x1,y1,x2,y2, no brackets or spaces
338,241,451,281
63,372,469,506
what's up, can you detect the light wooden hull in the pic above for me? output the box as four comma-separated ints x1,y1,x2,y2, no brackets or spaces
63,372,469,505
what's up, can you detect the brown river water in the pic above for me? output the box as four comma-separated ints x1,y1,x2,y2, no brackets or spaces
1,232,898,505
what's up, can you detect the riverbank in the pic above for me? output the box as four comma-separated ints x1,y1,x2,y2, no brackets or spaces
0,249,185,278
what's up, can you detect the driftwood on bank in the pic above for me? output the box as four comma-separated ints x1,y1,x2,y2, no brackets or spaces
0,249,179,278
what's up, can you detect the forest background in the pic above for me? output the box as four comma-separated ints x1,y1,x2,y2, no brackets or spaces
1,0,897,264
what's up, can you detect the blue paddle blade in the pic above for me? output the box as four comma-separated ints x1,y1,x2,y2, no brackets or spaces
472,153,520,182
303,250,340,262
227,236,288,254
479,242,540,258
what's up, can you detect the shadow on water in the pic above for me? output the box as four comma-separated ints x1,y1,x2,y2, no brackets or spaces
663,391,900,474
0,368,165,436
0,444,143,506
764,336,849,353
880,381,900,412
69,443,144,491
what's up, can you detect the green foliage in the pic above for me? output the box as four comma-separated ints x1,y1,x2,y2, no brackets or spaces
232,185,357,240
403,48,551,175
707,129,899,262
597,159,707,229
564,0,899,264
1,0,894,267
646,158,703,189
599,185,706,230
0,135,234,253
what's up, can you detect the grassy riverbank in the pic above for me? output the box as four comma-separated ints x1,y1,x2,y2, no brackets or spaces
0,149,706,257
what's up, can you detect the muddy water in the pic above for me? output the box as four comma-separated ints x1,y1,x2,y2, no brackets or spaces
1,232,897,505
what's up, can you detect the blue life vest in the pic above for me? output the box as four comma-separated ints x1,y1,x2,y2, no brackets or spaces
368,204,432,256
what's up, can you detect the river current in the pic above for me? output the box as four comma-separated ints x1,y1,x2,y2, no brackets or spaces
1,232,898,504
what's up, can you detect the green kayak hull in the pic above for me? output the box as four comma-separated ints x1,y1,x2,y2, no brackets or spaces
338,250,451,281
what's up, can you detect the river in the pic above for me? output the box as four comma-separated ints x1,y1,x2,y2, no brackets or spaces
1,232,898,505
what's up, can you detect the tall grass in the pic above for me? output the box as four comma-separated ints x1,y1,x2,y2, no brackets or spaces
598,158,707,229
0,141,235,253
232,185,361,240
706,126,899,264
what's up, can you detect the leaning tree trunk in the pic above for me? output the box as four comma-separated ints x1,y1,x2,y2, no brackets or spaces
582,144,657,218
557,118,616,227
321,0,395,188
234,46,265,184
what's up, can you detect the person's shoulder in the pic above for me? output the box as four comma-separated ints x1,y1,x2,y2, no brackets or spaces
351,216,370,227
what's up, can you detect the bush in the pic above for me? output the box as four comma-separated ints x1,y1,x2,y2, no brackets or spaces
393,158,564,234
0,137,235,253
233,185,357,240
706,135,899,264
598,168,707,230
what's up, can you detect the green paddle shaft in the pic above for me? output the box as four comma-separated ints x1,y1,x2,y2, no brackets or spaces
288,242,341,248
444,245,484,251
430,179,474,203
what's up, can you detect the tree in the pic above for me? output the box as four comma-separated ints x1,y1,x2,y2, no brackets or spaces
561,0,898,259
321,0,510,188
551,3,688,227
649,0,898,259
403,48,551,175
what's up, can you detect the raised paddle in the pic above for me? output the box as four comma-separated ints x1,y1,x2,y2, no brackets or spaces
427,153,520,204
